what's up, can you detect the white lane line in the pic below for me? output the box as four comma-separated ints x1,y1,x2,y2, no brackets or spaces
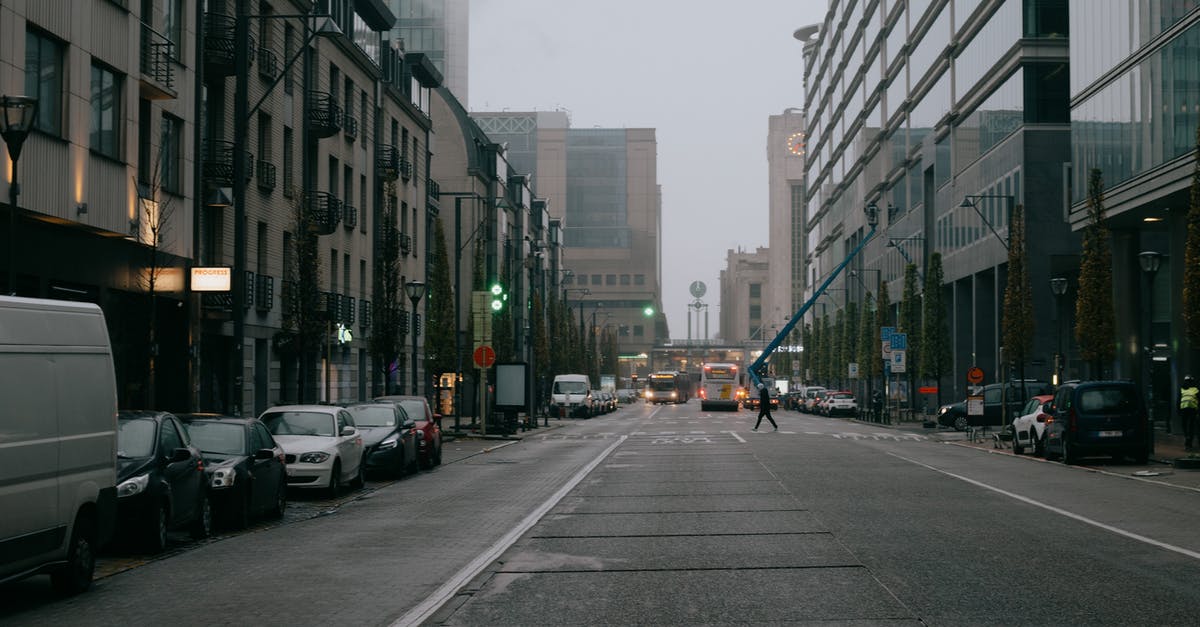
392,435,628,627
726,430,746,443
889,452,1200,562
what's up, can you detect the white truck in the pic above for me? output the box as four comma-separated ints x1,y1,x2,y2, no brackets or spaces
551,374,595,418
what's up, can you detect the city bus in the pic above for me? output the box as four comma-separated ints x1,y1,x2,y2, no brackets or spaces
646,371,689,404
699,362,741,411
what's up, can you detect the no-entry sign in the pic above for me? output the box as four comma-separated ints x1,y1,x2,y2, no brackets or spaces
967,366,984,385
473,345,496,368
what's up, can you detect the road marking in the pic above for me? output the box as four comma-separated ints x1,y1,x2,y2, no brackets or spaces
726,430,746,443
889,452,1200,562
392,435,628,627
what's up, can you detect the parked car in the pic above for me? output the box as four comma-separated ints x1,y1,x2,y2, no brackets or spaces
804,389,829,413
799,386,827,413
1043,381,1149,465
550,374,594,418
936,381,1052,430
1,296,118,594
375,396,443,469
603,391,618,412
592,390,609,414
115,411,212,552
1010,394,1055,456
824,391,858,416
177,414,288,528
345,402,418,478
616,389,639,404
259,405,365,497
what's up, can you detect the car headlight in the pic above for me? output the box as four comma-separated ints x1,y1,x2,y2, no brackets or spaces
670,391,677,398
210,468,236,488
117,474,150,498
377,436,398,451
298,451,331,464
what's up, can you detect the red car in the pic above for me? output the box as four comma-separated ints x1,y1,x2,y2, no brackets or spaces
375,395,443,469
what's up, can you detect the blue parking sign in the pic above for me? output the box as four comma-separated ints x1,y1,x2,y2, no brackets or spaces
890,332,907,351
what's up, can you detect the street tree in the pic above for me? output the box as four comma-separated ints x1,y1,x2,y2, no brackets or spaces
368,191,403,396
532,290,550,388
1183,123,1200,362
857,291,878,405
899,264,922,410
131,148,179,408
834,308,846,386
1002,204,1034,397
921,253,951,407
1075,169,1116,376
424,215,455,383
844,300,859,385
801,322,813,382
280,197,326,402
875,283,893,406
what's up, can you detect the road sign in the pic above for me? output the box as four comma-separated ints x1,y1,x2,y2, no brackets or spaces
880,326,895,355
890,332,907,351
473,345,496,368
918,386,938,394
967,366,984,384
892,350,906,373
967,395,984,416
848,362,859,378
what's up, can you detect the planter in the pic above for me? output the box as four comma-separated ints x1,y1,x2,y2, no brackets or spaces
1173,456,1200,470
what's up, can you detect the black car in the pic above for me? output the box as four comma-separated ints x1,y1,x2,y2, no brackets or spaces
178,414,288,529
1043,380,1149,465
116,411,212,552
936,380,1052,430
344,402,418,478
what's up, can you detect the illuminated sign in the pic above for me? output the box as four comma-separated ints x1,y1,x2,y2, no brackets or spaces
190,267,232,292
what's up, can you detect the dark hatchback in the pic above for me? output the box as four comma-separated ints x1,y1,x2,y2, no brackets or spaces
1043,380,1149,465
344,402,418,477
936,381,1052,430
375,396,443,469
115,411,211,552
178,415,288,529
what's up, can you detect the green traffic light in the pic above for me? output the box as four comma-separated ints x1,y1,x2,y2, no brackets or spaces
491,299,503,311
490,283,503,296
643,306,655,317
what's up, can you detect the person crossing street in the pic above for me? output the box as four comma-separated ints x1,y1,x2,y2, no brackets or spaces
752,383,777,432
1181,375,1198,451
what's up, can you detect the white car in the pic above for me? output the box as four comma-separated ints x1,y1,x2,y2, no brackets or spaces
1010,394,1055,456
824,391,858,416
259,405,364,496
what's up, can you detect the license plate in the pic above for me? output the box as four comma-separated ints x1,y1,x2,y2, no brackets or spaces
1097,430,1123,438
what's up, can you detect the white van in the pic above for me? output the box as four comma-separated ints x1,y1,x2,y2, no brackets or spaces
551,374,594,418
0,296,118,594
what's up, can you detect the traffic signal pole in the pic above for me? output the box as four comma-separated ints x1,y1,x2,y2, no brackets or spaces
749,205,880,388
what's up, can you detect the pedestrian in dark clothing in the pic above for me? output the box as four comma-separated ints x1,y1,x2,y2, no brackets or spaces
1181,375,1198,451
753,384,777,431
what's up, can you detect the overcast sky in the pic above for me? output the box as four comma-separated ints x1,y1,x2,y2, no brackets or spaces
469,0,825,338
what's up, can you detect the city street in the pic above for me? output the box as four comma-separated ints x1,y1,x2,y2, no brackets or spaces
4,401,1199,625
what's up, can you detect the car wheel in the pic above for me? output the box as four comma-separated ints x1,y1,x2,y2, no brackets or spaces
51,512,95,595
327,460,342,498
433,441,442,466
953,415,969,431
145,502,169,553
350,456,366,490
190,494,212,539
1033,432,1046,457
1012,429,1025,455
1062,438,1077,465
269,479,287,519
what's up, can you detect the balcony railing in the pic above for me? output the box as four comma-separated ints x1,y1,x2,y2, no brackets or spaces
308,91,342,138
343,113,358,141
303,191,342,235
203,13,254,78
257,46,279,81
399,155,413,181
426,178,440,199
376,144,399,181
360,299,372,328
202,140,253,187
341,294,356,325
343,204,357,229
139,23,175,98
256,160,276,192
256,274,274,311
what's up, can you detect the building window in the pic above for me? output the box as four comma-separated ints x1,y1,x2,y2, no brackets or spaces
257,112,272,163
161,114,183,194
563,274,574,285
164,0,184,54
749,304,762,319
284,25,294,94
606,274,616,286
749,283,761,298
90,64,122,159
577,275,586,285
283,126,294,196
620,274,630,286
633,325,644,337
591,274,601,285
25,29,63,135
331,248,338,292
634,274,645,285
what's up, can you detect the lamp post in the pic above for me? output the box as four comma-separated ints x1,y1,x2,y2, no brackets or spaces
436,191,483,432
1050,277,1068,385
405,280,426,397
1,95,38,295
959,194,1015,250
1139,251,1162,437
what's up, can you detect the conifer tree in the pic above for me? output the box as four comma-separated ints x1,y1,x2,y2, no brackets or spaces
921,253,951,407
1075,169,1115,376
1182,124,1200,360
1002,205,1034,395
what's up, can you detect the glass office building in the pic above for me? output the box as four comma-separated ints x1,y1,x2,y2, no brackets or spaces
802,0,1073,399
1069,2,1200,419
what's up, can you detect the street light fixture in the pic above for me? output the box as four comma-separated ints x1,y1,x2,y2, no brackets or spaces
1,95,38,295
1138,251,1162,437
405,280,427,396
959,194,1015,250
1050,276,1068,386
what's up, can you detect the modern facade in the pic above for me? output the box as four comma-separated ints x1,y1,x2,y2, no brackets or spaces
391,0,469,106
472,112,667,361
718,246,772,345
802,0,1074,400
1068,1,1200,422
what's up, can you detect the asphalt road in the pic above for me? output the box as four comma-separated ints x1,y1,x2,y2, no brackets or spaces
4,401,1199,625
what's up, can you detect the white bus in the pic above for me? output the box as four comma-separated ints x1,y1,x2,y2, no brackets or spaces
699,362,741,411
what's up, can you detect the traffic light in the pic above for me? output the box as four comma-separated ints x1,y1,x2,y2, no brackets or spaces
642,305,655,317
489,282,507,312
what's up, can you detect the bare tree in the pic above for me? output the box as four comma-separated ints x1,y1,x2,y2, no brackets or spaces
132,150,179,408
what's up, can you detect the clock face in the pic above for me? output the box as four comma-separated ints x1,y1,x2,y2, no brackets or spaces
787,131,806,157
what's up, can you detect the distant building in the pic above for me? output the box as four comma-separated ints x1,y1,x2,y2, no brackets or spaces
391,0,470,106
767,108,808,321
719,247,772,345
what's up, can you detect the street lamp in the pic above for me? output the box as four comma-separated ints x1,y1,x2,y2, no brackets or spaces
405,280,427,396
1050,277,1068,385
959,194,1015,250
1,95,38,295
437,191,484,432
1139,251,1162,436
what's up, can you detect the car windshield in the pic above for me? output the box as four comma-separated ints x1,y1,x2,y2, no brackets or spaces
396,400,424,421
651,381,676,390
261,411,336,437
1079,388,1137,413
834,393,853,400
186,421,246,455
554,381,589,394
347,405,396,427
117,418,157,458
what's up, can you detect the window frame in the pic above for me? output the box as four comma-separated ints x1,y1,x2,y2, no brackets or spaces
90,62,123,160
25,28,65,136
